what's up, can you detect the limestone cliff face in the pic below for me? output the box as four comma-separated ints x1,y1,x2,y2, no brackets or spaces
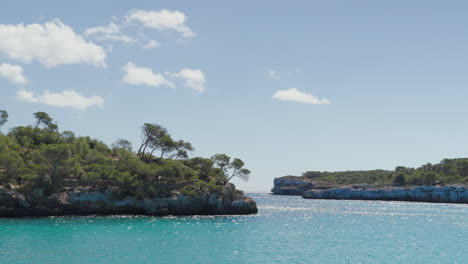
302,186,468,203
0,184,258,217
272,177,468,203
271,178,336,195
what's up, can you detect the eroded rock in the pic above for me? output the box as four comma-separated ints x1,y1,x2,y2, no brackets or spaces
302,186,468,203
0,184,257,217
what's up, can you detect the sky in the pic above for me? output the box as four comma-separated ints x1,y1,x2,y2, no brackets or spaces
1,0,468,192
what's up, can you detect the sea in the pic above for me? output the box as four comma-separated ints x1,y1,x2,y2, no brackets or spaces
0,193,466,264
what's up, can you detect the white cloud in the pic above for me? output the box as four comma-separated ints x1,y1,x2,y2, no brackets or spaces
16,90,36,102
267,69,280,80
125,9,195,38
122,62,175,88
84,22,120,35
0,63,28,84
144,40,160,49
16,89,104,110
99,34,135,43
84,22,135,44
0,19,106,67
273,88,330,105
122,63,206,92
171,68,206,92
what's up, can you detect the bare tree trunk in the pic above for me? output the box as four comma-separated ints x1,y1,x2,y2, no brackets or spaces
137,139,148,159
224,169,238,185
141,142,148,161
148,148,156,162
137,143,144,158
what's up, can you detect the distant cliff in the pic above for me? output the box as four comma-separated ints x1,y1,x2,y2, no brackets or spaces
271,178,338,195
0,183,257,217
303,186,468,203
272,177,468,203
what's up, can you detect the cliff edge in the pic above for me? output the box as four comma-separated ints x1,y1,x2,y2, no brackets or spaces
303,185,468,203
0,183,258,217
272,177,468,203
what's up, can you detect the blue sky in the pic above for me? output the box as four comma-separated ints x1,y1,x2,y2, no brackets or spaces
1,0,468,191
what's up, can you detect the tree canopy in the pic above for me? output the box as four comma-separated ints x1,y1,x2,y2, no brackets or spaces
296,159,468,186
0,111,251,198
212,154,251,184
0,110,8,131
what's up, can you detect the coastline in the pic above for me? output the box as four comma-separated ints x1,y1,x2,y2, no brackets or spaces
272,178,468,204
0,183,258,217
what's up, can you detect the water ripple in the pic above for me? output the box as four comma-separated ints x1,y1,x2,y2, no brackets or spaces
0,193,466,264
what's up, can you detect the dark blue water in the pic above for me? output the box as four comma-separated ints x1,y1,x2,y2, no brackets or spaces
0,194,466,263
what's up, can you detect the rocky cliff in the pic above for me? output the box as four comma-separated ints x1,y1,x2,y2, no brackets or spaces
302,186,468,203
0,183,257,217
272,177,468,203
271,178,338,195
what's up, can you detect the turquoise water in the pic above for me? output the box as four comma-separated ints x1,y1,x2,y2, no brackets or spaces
0,194,467,264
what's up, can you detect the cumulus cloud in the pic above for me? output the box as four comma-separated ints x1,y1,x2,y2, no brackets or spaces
122,62,175,88
84,22,120,35
125,9,195,38
16,89,104,110
122,63,206,92
144,40,160,48
100,34,135,43
0,63,28,84
171,68,206,92
0,19,106,67
272,88,330,105
84,22,135,43
267,69,280,80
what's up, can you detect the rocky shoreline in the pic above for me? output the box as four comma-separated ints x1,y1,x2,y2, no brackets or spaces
272,178,468,203
0,183,258,217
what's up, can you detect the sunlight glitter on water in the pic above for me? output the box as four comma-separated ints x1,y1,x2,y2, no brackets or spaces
0,193,466,264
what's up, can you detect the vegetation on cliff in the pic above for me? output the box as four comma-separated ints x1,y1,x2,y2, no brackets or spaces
284,159,468,186
0,110,251,198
